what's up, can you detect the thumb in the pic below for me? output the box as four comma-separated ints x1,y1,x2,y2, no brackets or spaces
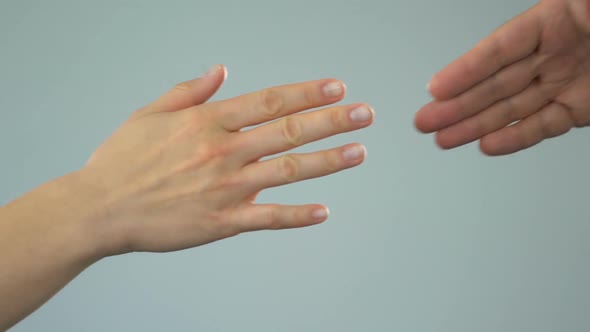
140,64,227,115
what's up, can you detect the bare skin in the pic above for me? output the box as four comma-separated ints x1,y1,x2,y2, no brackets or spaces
8,0,590,328
415,0,590,155
0,65,374,330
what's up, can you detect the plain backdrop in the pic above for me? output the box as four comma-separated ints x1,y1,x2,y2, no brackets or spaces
2,0,590,331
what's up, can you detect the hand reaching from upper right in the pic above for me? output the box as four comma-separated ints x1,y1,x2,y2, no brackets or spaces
415,0,590,155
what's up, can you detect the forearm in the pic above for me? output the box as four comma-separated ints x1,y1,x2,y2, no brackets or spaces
0,172,104,330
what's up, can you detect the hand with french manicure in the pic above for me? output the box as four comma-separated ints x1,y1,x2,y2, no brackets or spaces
82,64,374,255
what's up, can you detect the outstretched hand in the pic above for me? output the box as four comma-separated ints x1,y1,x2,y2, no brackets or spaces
415,0,590,155
83,65,374,255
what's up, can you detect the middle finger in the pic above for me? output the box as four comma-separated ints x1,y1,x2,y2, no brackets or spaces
234,103,374,163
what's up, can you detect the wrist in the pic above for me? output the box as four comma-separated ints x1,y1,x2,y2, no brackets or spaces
24,171,115,264
0,172,114,329
57,169,127,259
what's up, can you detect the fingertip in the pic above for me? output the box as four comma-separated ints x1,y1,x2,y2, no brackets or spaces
413,112,430,133
204,64,219,77
479,135,509,156
221,64,228,81
311,205,330,223
414,106,438,134
342,143,367,164
426,80,434,97
434,132,455,150
360,144,368,160
428,73,466,101
322,79,347,100
479,142,502,156
427,76,448,100
349,103,376,128
427,74,441,97
203,64,228,82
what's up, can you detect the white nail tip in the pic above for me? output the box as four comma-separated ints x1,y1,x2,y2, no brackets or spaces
350,106,372,122
312,208,329,220
323,82,344,97
343,145,366,161
204,64,221,77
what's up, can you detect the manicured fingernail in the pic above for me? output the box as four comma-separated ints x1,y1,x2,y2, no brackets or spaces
426,79,434,96
349,105,372,122
342,144,366,161
204,64,222,77
323,81,344,98
312,207,329,221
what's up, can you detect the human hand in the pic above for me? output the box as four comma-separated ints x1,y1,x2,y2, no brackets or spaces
81,65,373,255
415,0,590,155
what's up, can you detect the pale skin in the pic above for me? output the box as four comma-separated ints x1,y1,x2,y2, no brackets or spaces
0,65,374,330
4,0,590,329
415,0,590,155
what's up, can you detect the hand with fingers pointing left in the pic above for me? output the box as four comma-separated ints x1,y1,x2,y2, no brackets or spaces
415,0,590,155
0,64,374,329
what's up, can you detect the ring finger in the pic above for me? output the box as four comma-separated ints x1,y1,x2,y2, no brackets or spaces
237,143,367,193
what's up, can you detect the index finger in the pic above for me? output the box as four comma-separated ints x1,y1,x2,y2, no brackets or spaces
210,79,346,131
428,5,541,100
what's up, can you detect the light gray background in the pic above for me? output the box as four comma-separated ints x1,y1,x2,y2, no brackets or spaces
1,0,589,331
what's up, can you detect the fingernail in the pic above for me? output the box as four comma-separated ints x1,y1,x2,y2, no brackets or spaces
342,144,366,161
204,64,222,77
323,81,344,98
349,105,372,122
426,79,434,96
312,207,329,221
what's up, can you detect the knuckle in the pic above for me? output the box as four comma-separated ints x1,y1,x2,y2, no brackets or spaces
489,38,506,69
466,117,484,140
569,108,590,128
281,117,304,146
217,174,244,192
303,86,315,105
544,106,573,138
486,72,505,98
197,139,230,161
173,80,191,92
330,108,347,129
526,116,546,147
454,98,471,119
260,88,284,116
278,154,299,183
197,142,218,159
264,206,281,230
538,108,554,138
211,210,238,236
324,151,341,173
501,97,518,124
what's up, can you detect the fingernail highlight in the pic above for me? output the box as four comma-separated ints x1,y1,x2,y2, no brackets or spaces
323,81,344,98
342,144,366,161
204,64,222,77
312,207,329,221
349,105,372,122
